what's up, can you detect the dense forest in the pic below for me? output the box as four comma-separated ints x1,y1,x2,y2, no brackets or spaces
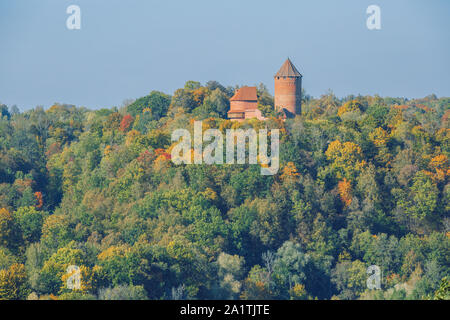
0,81,448,300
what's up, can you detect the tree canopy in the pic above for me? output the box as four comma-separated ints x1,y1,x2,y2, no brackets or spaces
0,88,448,300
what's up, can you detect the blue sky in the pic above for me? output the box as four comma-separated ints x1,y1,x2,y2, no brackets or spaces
0,0,449,110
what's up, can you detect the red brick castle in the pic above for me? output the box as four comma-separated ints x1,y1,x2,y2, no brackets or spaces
228,58,302,121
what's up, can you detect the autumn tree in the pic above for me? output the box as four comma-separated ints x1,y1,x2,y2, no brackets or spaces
324,140,366,181
0,263,29,300
0,208,19,250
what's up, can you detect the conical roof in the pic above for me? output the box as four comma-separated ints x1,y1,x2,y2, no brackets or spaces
274,58,302,78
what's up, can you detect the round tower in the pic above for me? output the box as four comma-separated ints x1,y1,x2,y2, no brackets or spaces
274,58,302,116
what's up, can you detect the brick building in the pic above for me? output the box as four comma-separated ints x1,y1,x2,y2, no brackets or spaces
274,58,302,116
227,86,264,121
228,58,302,121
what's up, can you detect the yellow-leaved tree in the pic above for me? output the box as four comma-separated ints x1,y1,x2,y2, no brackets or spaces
325,140,366,181
0,263,29,300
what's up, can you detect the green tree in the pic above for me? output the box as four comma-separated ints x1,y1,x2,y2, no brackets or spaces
127,91,171,119
272,241,309,298
428,277,450,300
215,252,245,299
98,284,148,300
0,208,19,250
331,260,367,300
14,206,45,243
405,171,439,220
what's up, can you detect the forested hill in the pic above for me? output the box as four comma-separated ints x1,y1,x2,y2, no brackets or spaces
0,81,449,300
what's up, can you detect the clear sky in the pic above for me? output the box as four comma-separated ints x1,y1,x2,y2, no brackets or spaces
0,0,449,110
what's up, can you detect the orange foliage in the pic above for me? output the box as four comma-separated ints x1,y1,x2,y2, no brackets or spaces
430,154,448,171
154,148,171,160
338,178,352,207
104,145,113,156
415,104,433,112
281,162,300,180
35,192,43,209
119,114,134,132
393,105,409,110
427,154,449,182
192,87,210,106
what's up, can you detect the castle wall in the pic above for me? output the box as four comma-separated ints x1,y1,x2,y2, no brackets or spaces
228,100,258,121
244,108,265,120
229,100,256,112
274,76,302,115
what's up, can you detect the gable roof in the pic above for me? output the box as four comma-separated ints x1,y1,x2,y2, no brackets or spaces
230,86,258,101
274,58,302,78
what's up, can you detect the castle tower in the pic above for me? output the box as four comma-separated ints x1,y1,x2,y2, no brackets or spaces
274,58,302,116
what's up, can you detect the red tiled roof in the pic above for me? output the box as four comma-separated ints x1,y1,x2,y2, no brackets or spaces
230,86,258,101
